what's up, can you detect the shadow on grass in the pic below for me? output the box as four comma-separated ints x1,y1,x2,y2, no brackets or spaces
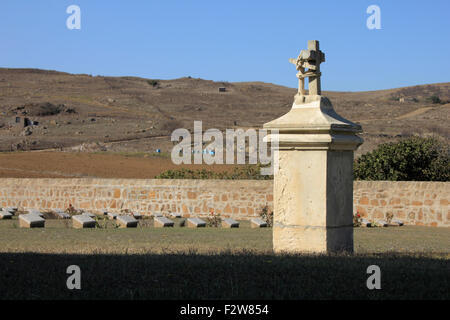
0,251,448,300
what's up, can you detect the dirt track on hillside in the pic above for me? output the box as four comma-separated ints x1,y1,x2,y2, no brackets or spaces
0,152,238,178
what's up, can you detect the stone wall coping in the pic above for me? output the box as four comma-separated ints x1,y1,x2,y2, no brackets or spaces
1,178,448,185
0,178,273,188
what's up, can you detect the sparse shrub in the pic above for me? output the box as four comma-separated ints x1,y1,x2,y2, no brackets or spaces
259,205,273,227
34,102,62,116
389,95,400,101
138,217,153,228
64,107,77,114
353,213,361,227
156,164,272,180
147,79,159,87
354,137,449,181
370,220,380,227
428,95,441,104
386,212,394,224
94,215,117,229
158,119,184,133
62,219,71,229
206,210,221,227
66,204,82,216
42,211,59,219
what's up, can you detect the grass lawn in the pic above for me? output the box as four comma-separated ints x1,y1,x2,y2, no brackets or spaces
0,218,448,300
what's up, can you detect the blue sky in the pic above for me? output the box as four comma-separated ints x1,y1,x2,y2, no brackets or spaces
0,0,449,91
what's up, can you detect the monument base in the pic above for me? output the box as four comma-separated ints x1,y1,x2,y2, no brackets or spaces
273,225,353,253
272,149,355,254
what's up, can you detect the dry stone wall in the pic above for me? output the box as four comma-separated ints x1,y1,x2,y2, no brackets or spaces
0,179,448,227
353,181,449,227
0,179,272,220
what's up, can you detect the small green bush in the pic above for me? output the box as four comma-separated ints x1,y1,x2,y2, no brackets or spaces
147,79,159,87
354,137,449,181
259,205,273,227
353,213,361,227
428,95,441,104
206,211,221,227
36,103,62,116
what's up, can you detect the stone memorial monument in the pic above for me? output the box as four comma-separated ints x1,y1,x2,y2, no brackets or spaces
264,40,363,253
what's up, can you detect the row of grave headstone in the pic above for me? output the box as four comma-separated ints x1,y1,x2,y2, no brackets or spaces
99,212,268,229
0,207,268,229
359,218,404,227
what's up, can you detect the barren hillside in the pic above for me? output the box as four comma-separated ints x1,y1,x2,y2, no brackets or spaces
0,68,448,158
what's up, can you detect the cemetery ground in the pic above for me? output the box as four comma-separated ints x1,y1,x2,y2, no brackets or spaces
0,151,241,178
0,217,448,300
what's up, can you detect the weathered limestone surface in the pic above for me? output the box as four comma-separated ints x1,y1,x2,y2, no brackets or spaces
72,214,96,229
272,150,356,252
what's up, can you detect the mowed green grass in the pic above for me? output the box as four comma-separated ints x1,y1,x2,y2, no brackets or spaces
0,218,448,300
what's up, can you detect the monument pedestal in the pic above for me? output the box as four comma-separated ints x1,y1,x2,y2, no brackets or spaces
264,95,363,253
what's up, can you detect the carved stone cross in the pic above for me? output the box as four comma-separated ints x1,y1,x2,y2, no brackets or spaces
289,40,325,96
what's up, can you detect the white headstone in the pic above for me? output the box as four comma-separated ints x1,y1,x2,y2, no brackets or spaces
391,219,404,226
106,212,118,220
169,212,182,218
131,212,142,219
222,218,239,228
360,218,372,227
376,220,388,227
0,211,13,219
72,215,96,229
187,217,206,228
19,214,45,228
55,211,71,219
117,215,138,228
154,216,175,228
82,212,96,218
28,209,44,217
250,218,267,228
